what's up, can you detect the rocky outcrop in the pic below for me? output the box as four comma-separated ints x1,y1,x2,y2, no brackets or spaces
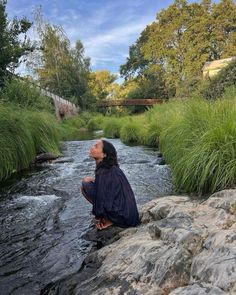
41,189,236,295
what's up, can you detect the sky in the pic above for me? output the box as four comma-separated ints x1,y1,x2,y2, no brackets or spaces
6,0,221,82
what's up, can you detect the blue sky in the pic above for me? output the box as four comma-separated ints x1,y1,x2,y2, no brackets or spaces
6,0,222,81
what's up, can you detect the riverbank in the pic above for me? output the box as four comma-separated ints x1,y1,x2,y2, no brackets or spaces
42,189,236,295
0,101,105,184
88,95,236,197
0,101,63,182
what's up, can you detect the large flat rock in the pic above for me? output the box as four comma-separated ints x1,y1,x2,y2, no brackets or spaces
41,189,236,295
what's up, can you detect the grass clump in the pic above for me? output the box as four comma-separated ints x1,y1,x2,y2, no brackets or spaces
23,110,62,155
0,102,62,182
143,99,184,147
0,103,35,180
120,122,141,144
119,115,146,144
103,117,124,138
160,96,236,195
58,115,86,140
87,114,106,131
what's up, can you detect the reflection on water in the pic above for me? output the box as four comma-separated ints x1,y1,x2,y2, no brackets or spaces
0,136,172,295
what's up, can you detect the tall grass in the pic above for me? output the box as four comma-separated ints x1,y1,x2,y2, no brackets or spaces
97,92,236,196
101,113,148,145
120,121,141,144
0,102,62,182
103,117,123,138
23,110,62,155
143,100,184,147
160,96,236,195
87,114,106,131
58,112,107,140
59,115,86,140
119,115,147,145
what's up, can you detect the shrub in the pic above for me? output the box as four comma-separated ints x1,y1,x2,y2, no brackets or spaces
61,115,86,129
0,77,53,112
79,111,95,124
87,115,105,131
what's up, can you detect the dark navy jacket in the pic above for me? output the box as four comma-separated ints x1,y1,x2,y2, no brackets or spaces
92,165,140,228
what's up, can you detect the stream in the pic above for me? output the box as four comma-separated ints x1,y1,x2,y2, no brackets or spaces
0,137,172,294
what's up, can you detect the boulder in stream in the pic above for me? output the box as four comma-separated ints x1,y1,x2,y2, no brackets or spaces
33,153,60,164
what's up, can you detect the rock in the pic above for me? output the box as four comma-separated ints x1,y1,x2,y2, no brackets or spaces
169,283,228,294
149,204,170,220
158,158,166,165
204,189,236,212
33,152,59,163
50,157,74,164
148,222,161,239
81,222,125,250
41,189,236,295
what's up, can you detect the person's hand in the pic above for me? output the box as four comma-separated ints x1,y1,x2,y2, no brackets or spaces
82,176,95,182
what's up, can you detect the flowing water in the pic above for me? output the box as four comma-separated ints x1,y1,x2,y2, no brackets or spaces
0,136,172,295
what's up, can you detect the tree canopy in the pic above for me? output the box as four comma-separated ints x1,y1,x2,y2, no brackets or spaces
0,0,34,87
120,0,236,98
88,70,118,101
27,7,92,109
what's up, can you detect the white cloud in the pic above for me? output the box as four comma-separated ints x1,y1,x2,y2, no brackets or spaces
82,17,150,68
9,0,158,75
54,1,157,71
84,22,146,47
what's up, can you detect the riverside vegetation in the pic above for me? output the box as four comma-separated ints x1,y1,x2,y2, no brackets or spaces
1,0,235,198
1,78,236,198
79,85,236,197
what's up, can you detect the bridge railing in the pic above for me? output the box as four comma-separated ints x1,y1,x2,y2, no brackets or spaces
96,98,165,107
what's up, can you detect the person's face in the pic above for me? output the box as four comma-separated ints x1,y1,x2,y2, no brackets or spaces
89,139,106,160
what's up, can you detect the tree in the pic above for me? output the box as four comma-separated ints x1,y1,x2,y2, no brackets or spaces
0,0,33,87
120,0,236,98
120,26,150,79
27,7,91,109
88,70,118,100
